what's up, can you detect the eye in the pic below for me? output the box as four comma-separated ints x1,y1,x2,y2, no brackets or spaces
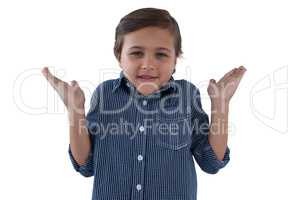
156,52,168,58
130,51,143,57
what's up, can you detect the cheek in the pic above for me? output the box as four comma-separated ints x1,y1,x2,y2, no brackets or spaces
122,56,140,68
120,57,133,70
158,64,174,81
159,62,174,74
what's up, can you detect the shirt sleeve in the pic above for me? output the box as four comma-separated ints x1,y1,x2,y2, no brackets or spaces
68,86,100,177
190,86,230,174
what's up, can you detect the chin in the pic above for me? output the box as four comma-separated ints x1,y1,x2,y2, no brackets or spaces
136,86,159,96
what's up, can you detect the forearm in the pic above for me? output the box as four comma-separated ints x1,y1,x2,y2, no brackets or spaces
208,100,229,161
68,109,91,166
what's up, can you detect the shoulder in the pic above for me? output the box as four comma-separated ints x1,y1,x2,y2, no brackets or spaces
88,78,118,101
93,78,118,92
174,79,200,94
174,79,205,106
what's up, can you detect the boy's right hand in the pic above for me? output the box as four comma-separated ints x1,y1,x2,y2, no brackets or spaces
41,67,85,114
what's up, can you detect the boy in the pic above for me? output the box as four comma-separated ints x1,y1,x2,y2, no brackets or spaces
42,7,246,200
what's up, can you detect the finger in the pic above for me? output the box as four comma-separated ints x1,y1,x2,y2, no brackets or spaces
209,79,219,91
238,65,247,71
224,66,246,84
234,66,247,80
223,68,237,79
41,67,49,77
70,80,78,87
208,79,219,97
42,67,68,88
210,79,217,85
218,68,237,84
226,67,246,89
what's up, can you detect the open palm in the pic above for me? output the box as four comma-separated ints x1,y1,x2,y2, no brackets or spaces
41,67,85,113
207,66,247,103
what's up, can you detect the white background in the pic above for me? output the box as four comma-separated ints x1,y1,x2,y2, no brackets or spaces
0,0,299,199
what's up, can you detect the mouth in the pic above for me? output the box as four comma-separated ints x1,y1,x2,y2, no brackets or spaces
136,75,158,81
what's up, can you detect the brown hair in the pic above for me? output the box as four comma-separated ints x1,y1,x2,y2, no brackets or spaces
113,7,183,61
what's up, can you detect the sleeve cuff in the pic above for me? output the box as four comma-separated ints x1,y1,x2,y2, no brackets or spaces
201,144,230,169
68,144,94,177
193,139,230,174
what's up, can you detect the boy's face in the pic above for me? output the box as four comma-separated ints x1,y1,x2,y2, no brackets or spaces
118,26,177,96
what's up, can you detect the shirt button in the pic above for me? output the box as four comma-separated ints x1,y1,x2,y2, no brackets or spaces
139,126,145,132
142,100,147,106
136,184,142,191
137,155,143,161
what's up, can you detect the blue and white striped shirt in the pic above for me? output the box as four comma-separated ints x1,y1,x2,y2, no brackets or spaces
68,70,230,200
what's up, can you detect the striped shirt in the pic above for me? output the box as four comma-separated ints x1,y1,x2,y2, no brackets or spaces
68,70,230,200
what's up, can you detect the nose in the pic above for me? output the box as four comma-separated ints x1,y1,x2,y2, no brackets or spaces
141,55,155,70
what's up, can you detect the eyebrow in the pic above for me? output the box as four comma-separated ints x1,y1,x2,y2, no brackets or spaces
128,46,171,53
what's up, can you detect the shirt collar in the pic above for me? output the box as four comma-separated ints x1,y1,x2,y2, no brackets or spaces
112,70,177,95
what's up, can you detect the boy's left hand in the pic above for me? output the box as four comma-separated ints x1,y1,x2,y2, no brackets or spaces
207,66,247,104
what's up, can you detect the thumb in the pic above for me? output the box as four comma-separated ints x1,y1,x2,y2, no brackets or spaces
70,80,78,87
209,79,217,85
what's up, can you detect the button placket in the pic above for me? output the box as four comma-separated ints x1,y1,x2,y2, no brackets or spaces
142,100,147,106
139,126,145,132
136,184,142,191
137,154,143,161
